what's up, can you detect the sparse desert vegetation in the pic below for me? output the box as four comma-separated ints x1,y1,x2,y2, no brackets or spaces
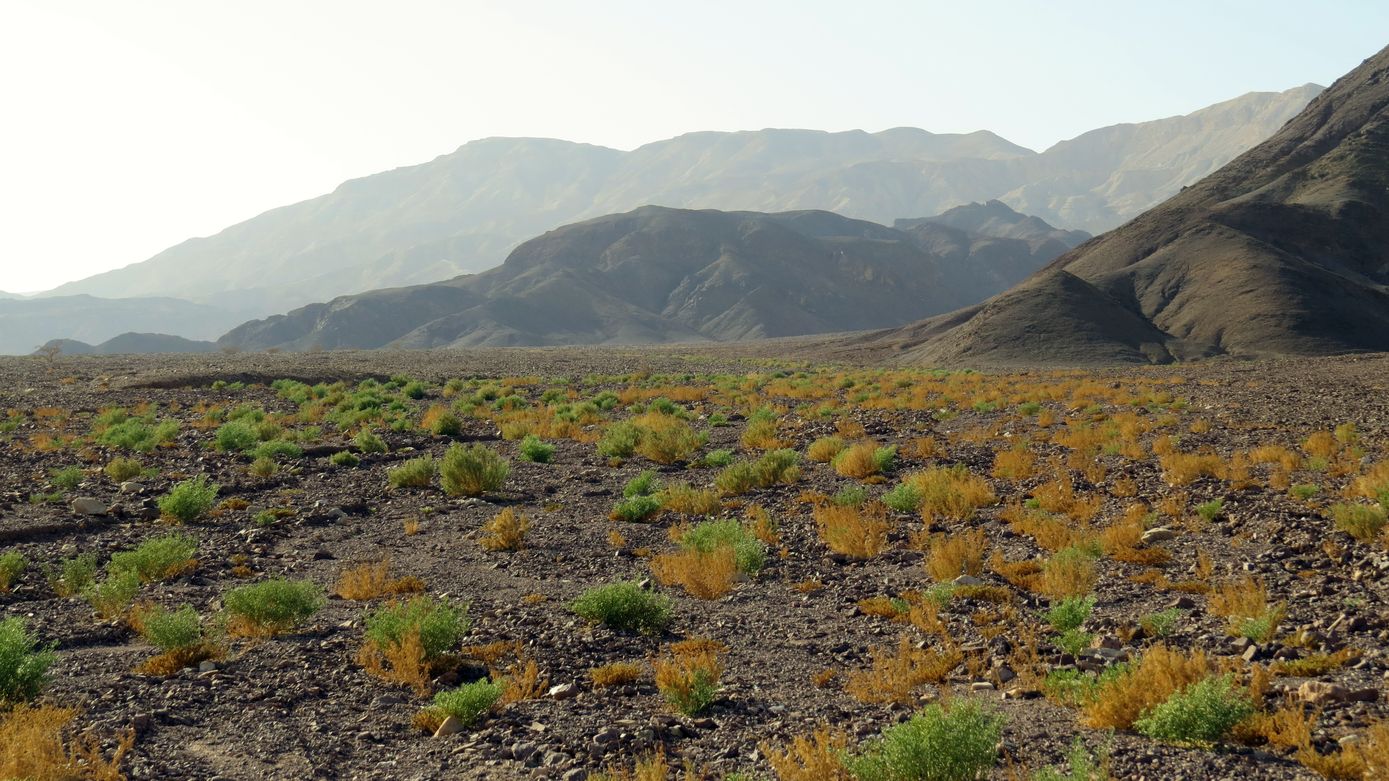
0,349,1387,779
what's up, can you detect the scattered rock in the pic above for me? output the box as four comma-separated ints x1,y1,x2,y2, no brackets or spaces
71,497,107,516
434,716,465,738
1141,527,1177,544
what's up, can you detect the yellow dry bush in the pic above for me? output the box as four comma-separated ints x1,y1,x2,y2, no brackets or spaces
745,504,780,546
1101,505,1170,565
989,552,1042,591
1295,720,1389,780
1350,460,1389,501
742,418,787,450
1209,576,1285,639
1031,471,1102,524
1083,645,1211,729
497,655,548,704
590,661,644,688
479,508,532,552
1161,447,1227,483
844,636,961,704
631,413,704,465
905,466,996,522
832,441,884,479
813,501,891,559
761,727,853,781
1303,431,1338,459
653,638,726,714
806,436,847,463
925,528,987,581
857,595,907,621
1250,444,1301,472
991,447,1036,481
1037,547,1098,599
358,628,433,696
1237,703,1317,750
650,546,738,600
660,483,723,516
834,418,868,439
334,560,426,600
0,704,132,781
905,436,944,459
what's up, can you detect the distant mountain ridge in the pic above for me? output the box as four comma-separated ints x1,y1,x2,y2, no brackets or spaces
0,295,243,356
45,85,1320,317
37,333,217,356
218,203,1088,351
854,47,1389,365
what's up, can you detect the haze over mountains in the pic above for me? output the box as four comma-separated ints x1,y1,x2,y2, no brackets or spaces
858,46,1389,365
218,202,1088,351
40,85,1319,324
0,295,240,357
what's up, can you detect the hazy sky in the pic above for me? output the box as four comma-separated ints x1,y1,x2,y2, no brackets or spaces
2,1,1386,293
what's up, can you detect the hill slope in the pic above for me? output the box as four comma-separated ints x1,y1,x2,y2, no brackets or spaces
47,87,1317,316
218,204,1087,351
862,47,1389,365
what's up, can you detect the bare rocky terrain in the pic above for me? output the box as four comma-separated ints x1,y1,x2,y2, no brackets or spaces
1,346,1387,780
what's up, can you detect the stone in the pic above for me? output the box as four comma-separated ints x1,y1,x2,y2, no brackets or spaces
1298,681,1350,705
952,574,985,587
119,482,144,495
1141,527,1177,544
71,497,107,516
434,716,465,738
970,681,995,692
548,682,578,701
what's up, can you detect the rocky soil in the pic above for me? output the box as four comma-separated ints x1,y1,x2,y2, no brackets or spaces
1,347,1387,780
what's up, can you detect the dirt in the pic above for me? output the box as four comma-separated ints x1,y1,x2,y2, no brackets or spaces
1,347,1387,780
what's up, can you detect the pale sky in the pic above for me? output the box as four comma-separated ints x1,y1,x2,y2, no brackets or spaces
2,1,1386,294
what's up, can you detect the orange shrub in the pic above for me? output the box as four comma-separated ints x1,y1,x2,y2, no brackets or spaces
813,501,891,558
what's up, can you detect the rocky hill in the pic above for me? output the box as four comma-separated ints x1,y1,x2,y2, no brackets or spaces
856,48,1389,365
218,204,1087,351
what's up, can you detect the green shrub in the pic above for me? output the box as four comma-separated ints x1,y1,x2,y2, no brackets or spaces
50,466,83,490
872,445,898,473
354,430,388,454
846,700,1004,781
623,471,661,498
47,553,97,598
571,581,672,634
365,596,469,661
401,380,427,400
680,520,765,574
157,476,219,523
330,450,360,468
432,678,505,726
0,552,26,592
249,456,278,478
1032,737,1108,781
883,481,925,512
104,457,143,482
714,450,801,495
610,495,662,522
108,533,198,582
138,604,203,651
1046,596,1096,633
84,568,140,619
214,421,259,452
223,579,324,635
701,449,735,467
1140,608,1182,639
1289,483,1319,500
1330,502,1387,542
439,443,510,497
250,440,303,460
1134,674,1254,745
0,618,55,704
1055,628,1094,657
833,486,869,506
99,419,178,452
388,456,437,488
597,421,641,459
1195,498,1224,523
518,435,554,464
428,410,463,436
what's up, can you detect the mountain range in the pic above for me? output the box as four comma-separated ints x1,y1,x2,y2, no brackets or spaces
218,201,1088,350
0,295,240,357
853,46,1389,365
40,85,1320,321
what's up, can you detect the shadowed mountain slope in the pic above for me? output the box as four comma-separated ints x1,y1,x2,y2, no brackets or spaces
858,46,1389,366
218,204,1087,351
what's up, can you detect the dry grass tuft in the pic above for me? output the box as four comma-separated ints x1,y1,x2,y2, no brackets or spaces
358,628,433,696
497,655,548,704
479,508,532,552
1083,645,1210,729
653,638,726,715
906,466,997,522
807,436,847,463
991,447,1036,481
0,704,133,781
590,661,644,688
761,726,853,781
660,483,723,516
135,643,222,676
334,560,426,600
844,636,961,704
1209,576,1285,640
1159,451,1227,485
814,501,891,559
650,546,738,600
832,441,884,479
925,528,987,581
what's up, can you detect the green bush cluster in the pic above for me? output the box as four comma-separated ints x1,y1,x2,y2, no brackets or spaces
570,581,672,635
158,476,219,523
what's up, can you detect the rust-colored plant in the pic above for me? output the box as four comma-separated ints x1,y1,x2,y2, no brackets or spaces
334,560,426,600
924,528,987,581
479,508,531,552
814,501,891,559
1083,645,1210,729
590,661,643,688
0,704,133,781
761,726,853,781
653,638,726,715
844,636,961,704
650,546,738,600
